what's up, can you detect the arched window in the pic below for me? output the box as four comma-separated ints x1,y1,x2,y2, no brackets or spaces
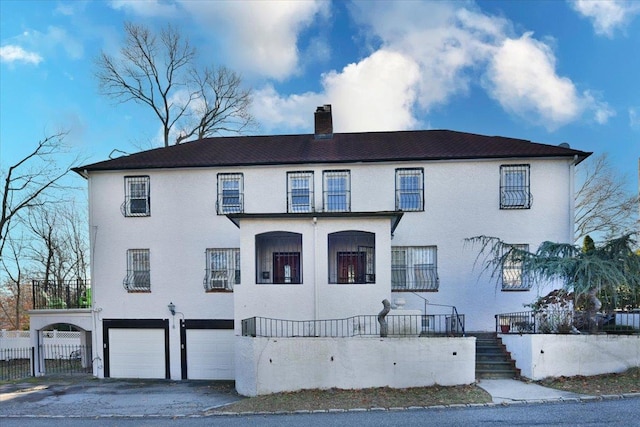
328,231,375,284
256,232,303,284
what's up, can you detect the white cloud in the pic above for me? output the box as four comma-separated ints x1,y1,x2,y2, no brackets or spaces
251,50,421,134
250,1,611,133
322,50,421,132
0,45,43,65
483,33,615,129
109,0,178,17
571,0,640,37
178,0,328,80
484,33,585,130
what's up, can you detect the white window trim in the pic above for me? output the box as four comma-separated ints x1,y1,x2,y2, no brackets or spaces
395,168,424,211
123,176,150,217
391,246,438,291
502,244,530,291
287,171,314,213
217,173,244,214
323,170,350,212
204,248,239,291
123,249,151,292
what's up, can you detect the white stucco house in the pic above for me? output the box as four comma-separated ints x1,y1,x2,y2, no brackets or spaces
68,105,590,382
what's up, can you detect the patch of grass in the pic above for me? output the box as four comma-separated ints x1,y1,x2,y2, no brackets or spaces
215,385,491,413
538,367,640,395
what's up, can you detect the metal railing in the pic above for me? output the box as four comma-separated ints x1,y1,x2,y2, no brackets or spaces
0,344,92,380
32,279,91,310
0,347,34,380
496,310,640,334
242,313,465,338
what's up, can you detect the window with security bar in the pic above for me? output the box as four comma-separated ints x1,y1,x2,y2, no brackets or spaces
328,231,375,284
122,176,150,217
323,170,350,212
396,168,424,211
217,173,243,214
391,246,438,291
123,249,150,292
204,248,239,291
500,165,531,209
287,171,314,213
502,244,530,291
256,232,302,284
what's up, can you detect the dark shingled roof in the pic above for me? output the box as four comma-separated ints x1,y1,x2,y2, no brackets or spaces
74,129,591,174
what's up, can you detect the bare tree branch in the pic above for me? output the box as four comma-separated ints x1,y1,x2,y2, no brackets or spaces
575,153,639,242
0,132,71,259
96,22,253,148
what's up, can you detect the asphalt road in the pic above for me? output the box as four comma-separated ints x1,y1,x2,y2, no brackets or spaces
1,399,639,427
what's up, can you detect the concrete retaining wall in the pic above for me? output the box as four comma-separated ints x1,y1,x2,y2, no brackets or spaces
235,336,476,396
501,334,640,380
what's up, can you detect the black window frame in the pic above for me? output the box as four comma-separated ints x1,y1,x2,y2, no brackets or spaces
122,176,150,217
500,164,531,209
123,248,151,292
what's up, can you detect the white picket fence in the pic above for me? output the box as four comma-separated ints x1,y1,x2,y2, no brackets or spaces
0,330,82,350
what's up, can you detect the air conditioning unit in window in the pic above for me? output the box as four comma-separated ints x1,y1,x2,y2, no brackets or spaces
209,279,227,289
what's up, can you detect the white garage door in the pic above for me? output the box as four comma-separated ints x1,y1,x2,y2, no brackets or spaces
108,328,165,379
186,329,235,380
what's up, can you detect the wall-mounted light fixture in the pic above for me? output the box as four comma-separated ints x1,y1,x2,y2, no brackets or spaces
168,302,176,316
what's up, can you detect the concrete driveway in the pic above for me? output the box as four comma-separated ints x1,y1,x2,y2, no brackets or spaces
0,376,242,417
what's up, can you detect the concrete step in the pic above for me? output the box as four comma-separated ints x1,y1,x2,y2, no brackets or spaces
470,333,520,379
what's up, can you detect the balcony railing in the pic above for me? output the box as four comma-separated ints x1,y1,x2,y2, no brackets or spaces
242,313,465,338
496,310,640,334
32,279,91,310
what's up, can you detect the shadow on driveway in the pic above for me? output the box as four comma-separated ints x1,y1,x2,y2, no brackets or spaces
0,375,243,417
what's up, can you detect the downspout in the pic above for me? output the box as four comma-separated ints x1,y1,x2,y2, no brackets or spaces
569,155,578,243
313,217,319,321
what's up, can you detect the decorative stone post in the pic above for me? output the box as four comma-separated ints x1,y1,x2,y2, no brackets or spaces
378,299,391,337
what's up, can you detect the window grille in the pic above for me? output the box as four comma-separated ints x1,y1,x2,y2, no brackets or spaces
391,246,438,291
323,170,350,212
287,171,314,213
217,173,243,214
122,176,150,217
204,248,239,291
123,249,150,291
395,168,424,211
502,244,530,290
256,232,303,284
328,231,375,284
500,165,531,209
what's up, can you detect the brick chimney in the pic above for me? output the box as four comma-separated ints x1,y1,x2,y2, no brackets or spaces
314,104,333,139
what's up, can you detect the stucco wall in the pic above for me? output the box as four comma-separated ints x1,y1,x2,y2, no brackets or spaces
235,336,476,396
502,334,640,380
86,156,576,379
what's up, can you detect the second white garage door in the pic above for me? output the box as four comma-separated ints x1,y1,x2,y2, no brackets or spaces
186,329,235,380
108,328,166,379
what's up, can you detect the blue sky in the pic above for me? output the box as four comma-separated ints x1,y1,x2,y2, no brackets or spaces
1,0,639,195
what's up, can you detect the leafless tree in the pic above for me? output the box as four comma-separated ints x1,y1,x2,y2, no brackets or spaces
27,203,89,286
95,22,255,148
0,233,32,330
0,132,70,260
575,153,639,243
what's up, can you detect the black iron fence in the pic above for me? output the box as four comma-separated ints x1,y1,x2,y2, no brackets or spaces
0,347,34,380
242,313,465,338
0,345,92,381
32,279,91,310
496,310,640,334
